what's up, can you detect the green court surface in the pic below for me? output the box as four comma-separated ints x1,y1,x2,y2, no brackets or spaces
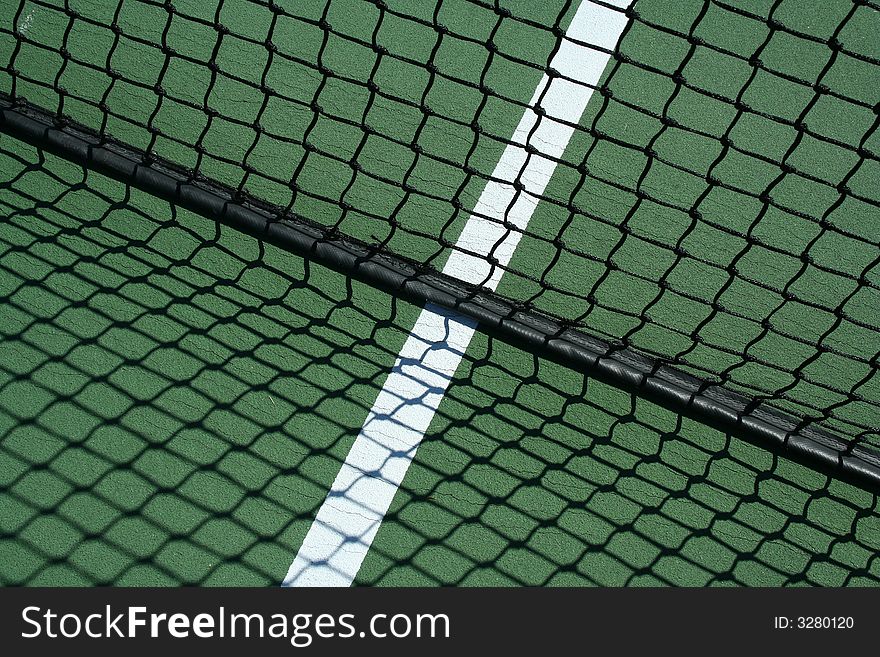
2,137,878,586
4,0,877,439
1,0,879,585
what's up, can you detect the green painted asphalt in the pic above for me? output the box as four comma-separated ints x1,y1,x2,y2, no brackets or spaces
0,0,878,585
1,136,878,586
0,136,420,584
362,329,880,585
3,0,876,438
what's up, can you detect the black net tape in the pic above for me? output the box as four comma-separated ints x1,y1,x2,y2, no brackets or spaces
0,0,878,484
1,138,878,585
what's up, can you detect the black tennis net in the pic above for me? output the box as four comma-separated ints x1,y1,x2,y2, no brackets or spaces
0,0,878,486
3,135,878,587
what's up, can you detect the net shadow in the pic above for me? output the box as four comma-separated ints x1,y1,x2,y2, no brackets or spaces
1,138,877,586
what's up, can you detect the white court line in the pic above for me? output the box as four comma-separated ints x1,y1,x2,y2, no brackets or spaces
283,0,632,587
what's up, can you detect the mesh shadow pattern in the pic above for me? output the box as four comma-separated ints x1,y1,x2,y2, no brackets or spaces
1,0,877,467
1,138,878,586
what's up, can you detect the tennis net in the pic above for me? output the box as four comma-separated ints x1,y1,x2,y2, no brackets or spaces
4,135,878,587
1,0,878,486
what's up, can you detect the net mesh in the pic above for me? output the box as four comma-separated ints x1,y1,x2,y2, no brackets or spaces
2,137,878,585
1,1,879,464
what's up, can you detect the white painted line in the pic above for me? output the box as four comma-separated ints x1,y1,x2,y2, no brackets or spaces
284,304,476,587
443,0,631,290
18,9,36,35
283,0,632,587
